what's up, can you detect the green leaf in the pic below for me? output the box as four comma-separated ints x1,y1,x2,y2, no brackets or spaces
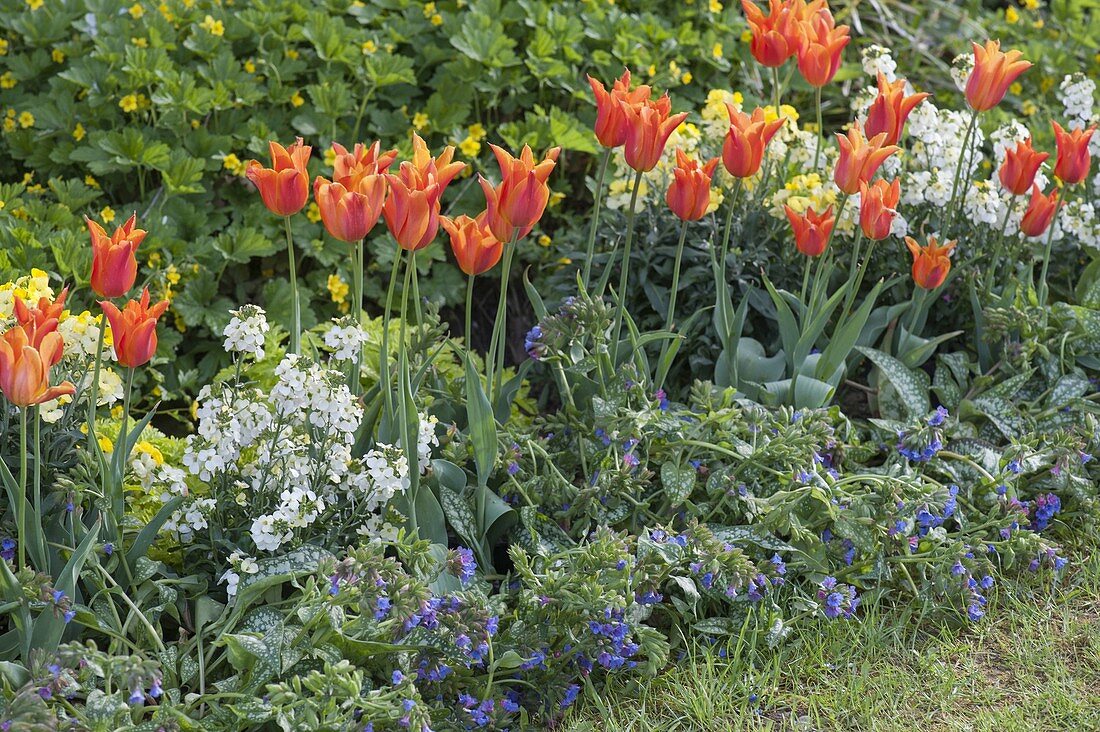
856,347,931,418
660,462,696,506
464,353,497,487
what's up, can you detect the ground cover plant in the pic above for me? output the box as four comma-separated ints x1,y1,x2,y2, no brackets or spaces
0,0,1098,730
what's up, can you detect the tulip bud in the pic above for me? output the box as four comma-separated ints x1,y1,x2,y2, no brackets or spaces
88,213,145,299
785,204,835,257
99,287,169,369
246,138,312,217
905,235,956,290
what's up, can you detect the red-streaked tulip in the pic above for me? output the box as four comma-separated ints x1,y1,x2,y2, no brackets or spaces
796,15,849,88
99,287,169,369
998,137,1049,195
383,170,443,252
863,74,931,146
619,95,689,173
905,235,956,290
1051,121,1096,185
479,143,560,242
588,69,653,149
965,40,1031,112
741,0,800,67
441,213,503,276
666,149,720,222
408,133,466,193
722,105,786,178
1019,184,1059,238
331,141,398,189
313,176,386,242
12,288,68,363
0,327,75,408
834,125,900,195
246,138,312,217
859,179,900,241
87,213,145,299
785,204,835,257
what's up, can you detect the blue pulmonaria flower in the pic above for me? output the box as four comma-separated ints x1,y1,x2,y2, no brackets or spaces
486,615,499,636
452,547,477,584
502,691,522,713
594,428,611,446
655,388,669,411
1031,493,1061,531
149,679,162,699
329,575,340,596
51,589,65,604
701,572,714,589
967,604,985,622
951,561,965,576
1007,460,1022,474
943,485,959,518
561,684,580,709
374,596,391,620
842,540,856,566
927,405,949,427
63,609,76,624
524,325,544,360
507,461,520,475
616,559,627,570
0,538,14,562
770,553,786,575
128,687,144,705
103,543,114,556
636,590,663,605
392,670,404,685
980,575,994,589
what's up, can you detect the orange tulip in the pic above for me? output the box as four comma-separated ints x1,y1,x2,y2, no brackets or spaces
99,287,169,369
588,69,652,149
407,133,466,193
965,40,1031,112
905,235,956,290
313,176,386,242
1019,184,1059,238
666,150,720,222
722,105,785,178
331,141,397,189
834,125,899,195
246,138,312,217
1051,121,1095,186
441,213,503,276
12,288,68,363
796,14,849,88
998,137,1049,195
87,213,145,299
741,0,801,67
859,179,900,241
785,204,835,257
863,74,930,146
0,328,75,408
383,169,443,252
479,143,560,242
619,95,689,173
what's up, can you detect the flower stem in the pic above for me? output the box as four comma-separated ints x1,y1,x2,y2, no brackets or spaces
488,232,520,404
283,216,300,355
657,220,690,386
1037,190,1064,308
32,408,41,569
380,250,403,423
582,147,613,289
945,109,980,236
352,238,365,396
17,408,26,571
610,169,644,365
718,177,744,279
465,275,475,353
87,319,106,449
813,85,823,172
984,200,1015,300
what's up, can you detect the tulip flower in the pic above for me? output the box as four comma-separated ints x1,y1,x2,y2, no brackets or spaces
796,14,849,88
0,328,75,408
905,235,956,290
859,179,900,241
741,0,801,67
965,41,1031,112
588,70,652,149
441,213,503,277
785,204,835,257
1019,184,1059,238
666,150,720,222
722,105,786,178
246,138,312,217
479,143,561,243
12,288,68,363
834,125,899,195
407,133,466,194
863,74,930,146
1051,121,1096,185
99,288,169,369
313,177,387,243
619,95,689,173
998,137,1049,195
331,141,397,189
383,169,443,252
87,213,146,299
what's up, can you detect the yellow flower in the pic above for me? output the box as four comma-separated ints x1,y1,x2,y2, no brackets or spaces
244,58,256,73
467,123,486,141
709,0,722,11
423,2,436,16
120,94,140,112
134,441,165,465
306,202,321,223
73,122,86,141
1009,82,1022,95
200,15,224,36
458,136,480,157
1031,18,1043,28
100,206,116,223
222,153,246,176
98,435,114,453
1005,5,1019,23
1039,76,1054,93
538,235,552,247
147,251,161,267
668,60,681,76
549,191,565,207
110,405,124,420
362,40,377,54
158,3,174,21
323,147,337,167
290,91,305,107
556,257,572,266
712,42,723,59
51,48,65,63
1022,0,1038,7
131,37,148,47
740,29,752,43
165,264,181,285
412,112,429,131
1022,100,1038,116
26,0,44,10
190,400,199,421
286,48,299,60
0,40,8,56
327,273,349,304
129,3,145,18
681,72,692,85
17,111,33,128
430,13,442,25
0,73,16,90
646,64,656,77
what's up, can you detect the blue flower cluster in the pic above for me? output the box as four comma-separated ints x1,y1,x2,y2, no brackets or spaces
1030,493,1061,531
817,576,859,619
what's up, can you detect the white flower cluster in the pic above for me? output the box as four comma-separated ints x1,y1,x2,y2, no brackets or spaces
324,316,368,362
860,45,897,82
223,305,269,360
219,551,259,600
950,53,975,93
163,497,215,541
1059,73,1096,131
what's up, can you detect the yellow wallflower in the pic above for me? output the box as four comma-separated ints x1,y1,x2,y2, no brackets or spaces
130,3,145,18
17,111,33,128
328,273,349,305
222,153,246,175
458,136,480,157
1022,0,1038,7
98,435,114,453
1005,6,1019,23
740,29,752,43
51,48,65,63
26,0,44,10
200,15,224,36
0,73,16,90
100,206,116,223
147,251,162,267
1031,18,1043,28
412,112,429,130
362,40,377,54
244,58,256,73
73,122,86,141
306,202,321,223
134,441,165,465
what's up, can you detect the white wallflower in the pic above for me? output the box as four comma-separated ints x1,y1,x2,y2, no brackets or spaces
324,318,368,362
223,305,269,360
860,45,897,82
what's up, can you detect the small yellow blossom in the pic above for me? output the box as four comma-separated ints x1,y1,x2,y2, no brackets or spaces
423,2,436,16
458,136,480,157
290,91,305,107
98,435,114,453
1005,6,1019,23
147,252,161,267
323,147,337,167
549,191,565,207
538,235,552,247
165,264,181,285
681,72,692,84
556,257,572,266
430,13,442,25
1022,100,1038,116
26,0,44,10
327,273,349,305
100,206,116,223
0,73,16,90
306,202,321,223
244,58,256,73
1031,18,1044,28
1022,0,1038,7
710,0,722,11
17,111,33,128
73,123,86,141
1039,76,1054,93
646,64,656,77
412,112,429,130
712,42,723,59
222,153,246,176
131,37,148,47
0,40,8,56
286,48,299,60
362,40,377,54
158,3,174,21
110,405,124,420
120,94,141,112
51,48,65,63
134,441,165,465
1009,82,1022,95
467,123,486,141
740,29,752,43
200,15,224,36
130,3,145,18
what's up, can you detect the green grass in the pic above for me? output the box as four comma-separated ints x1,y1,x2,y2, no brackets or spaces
564,550,1100,732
